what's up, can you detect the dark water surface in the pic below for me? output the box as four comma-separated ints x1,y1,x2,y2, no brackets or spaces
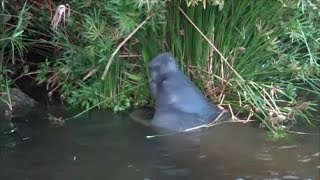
0,109,319,180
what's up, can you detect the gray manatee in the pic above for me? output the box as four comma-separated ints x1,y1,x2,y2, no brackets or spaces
149,53,222,132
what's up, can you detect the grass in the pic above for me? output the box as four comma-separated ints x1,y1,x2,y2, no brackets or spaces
36,0,166,111
163,0,320,136
0,1,30,109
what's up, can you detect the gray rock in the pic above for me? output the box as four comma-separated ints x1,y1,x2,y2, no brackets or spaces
0,88,37,119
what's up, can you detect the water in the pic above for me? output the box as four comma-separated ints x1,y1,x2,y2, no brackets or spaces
0,109,319,180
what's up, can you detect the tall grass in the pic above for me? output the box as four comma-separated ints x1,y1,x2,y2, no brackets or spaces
165,0,319,136
0,0,56,92
0,1,30,108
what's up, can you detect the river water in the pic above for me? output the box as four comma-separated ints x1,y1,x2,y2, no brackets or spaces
0,109,319,180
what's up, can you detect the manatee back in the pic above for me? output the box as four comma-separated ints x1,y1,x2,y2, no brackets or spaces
151,109,208,132
155,67,221,121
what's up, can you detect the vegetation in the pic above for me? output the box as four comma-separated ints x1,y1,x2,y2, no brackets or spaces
0,0,319,137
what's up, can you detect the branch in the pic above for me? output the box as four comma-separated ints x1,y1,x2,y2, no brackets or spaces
101,15,152,80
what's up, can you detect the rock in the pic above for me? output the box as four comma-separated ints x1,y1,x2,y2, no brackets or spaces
0,88,37,119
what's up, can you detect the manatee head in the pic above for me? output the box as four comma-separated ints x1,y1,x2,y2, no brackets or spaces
149,53,179,82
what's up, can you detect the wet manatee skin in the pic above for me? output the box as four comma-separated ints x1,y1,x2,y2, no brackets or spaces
148,53,221,132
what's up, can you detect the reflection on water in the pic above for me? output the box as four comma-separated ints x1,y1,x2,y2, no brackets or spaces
0,109,319,180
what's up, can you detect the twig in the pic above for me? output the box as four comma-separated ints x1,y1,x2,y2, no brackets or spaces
228,104,236,120
185,110,227,131
101,15,152,80
146,112,257,139
118,54,141,58
288,130,320,136
146,132,182,139
245,112,253,123
147,110,229,139
83,68,98,81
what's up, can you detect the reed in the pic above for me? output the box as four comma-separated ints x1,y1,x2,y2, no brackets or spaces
0,2,30,107
165,0,319,136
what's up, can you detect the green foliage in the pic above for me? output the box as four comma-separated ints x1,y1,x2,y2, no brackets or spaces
0,1,30,106
37,0,165,111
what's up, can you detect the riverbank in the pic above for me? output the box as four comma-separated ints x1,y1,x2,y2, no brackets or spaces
1,0,319,136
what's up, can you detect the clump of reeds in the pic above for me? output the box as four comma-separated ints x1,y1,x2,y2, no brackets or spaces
0,1,29,107
169,0,320,137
